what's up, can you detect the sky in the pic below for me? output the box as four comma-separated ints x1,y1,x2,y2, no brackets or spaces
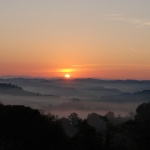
0,0,150,79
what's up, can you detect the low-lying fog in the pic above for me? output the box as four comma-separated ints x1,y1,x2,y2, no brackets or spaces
0,78,150,118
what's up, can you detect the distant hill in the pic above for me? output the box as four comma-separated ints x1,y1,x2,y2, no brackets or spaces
85,86,122,94
100,90,150,103
134,90,150,96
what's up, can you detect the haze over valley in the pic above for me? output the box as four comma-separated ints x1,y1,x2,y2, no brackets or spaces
1,78,150,118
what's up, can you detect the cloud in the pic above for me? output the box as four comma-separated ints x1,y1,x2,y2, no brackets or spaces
104,13,150,27
104,14,128,22
72,64,100,68
129,48,140,53
141,22,150,26
72,64,150,69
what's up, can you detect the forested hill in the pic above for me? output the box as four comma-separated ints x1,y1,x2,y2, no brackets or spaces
0,83,23,90
0,83,42,96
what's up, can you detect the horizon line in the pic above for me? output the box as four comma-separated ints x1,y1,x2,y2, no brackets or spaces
0,75,150,81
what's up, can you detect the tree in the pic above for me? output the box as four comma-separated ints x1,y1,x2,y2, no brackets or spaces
0,104,68,150
135,102,150,123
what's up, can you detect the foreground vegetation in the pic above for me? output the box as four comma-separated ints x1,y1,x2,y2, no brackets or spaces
0,102,150,150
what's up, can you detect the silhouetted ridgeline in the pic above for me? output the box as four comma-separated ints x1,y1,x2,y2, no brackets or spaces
0,102,150,150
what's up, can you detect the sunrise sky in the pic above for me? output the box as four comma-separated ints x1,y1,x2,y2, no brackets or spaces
0,0,150,79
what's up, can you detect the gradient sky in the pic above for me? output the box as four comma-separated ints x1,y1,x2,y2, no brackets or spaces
0,0,150,79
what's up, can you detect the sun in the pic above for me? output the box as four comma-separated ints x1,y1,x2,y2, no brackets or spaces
65,74,71,79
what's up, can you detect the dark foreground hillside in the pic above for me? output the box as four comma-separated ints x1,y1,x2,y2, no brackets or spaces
0,102,150,150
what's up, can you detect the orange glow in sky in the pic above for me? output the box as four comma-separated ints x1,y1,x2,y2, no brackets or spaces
58,68,74,73
0,1,150,79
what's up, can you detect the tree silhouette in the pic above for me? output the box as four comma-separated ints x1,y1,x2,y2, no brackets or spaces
0,102,150,150
0,104,68,150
